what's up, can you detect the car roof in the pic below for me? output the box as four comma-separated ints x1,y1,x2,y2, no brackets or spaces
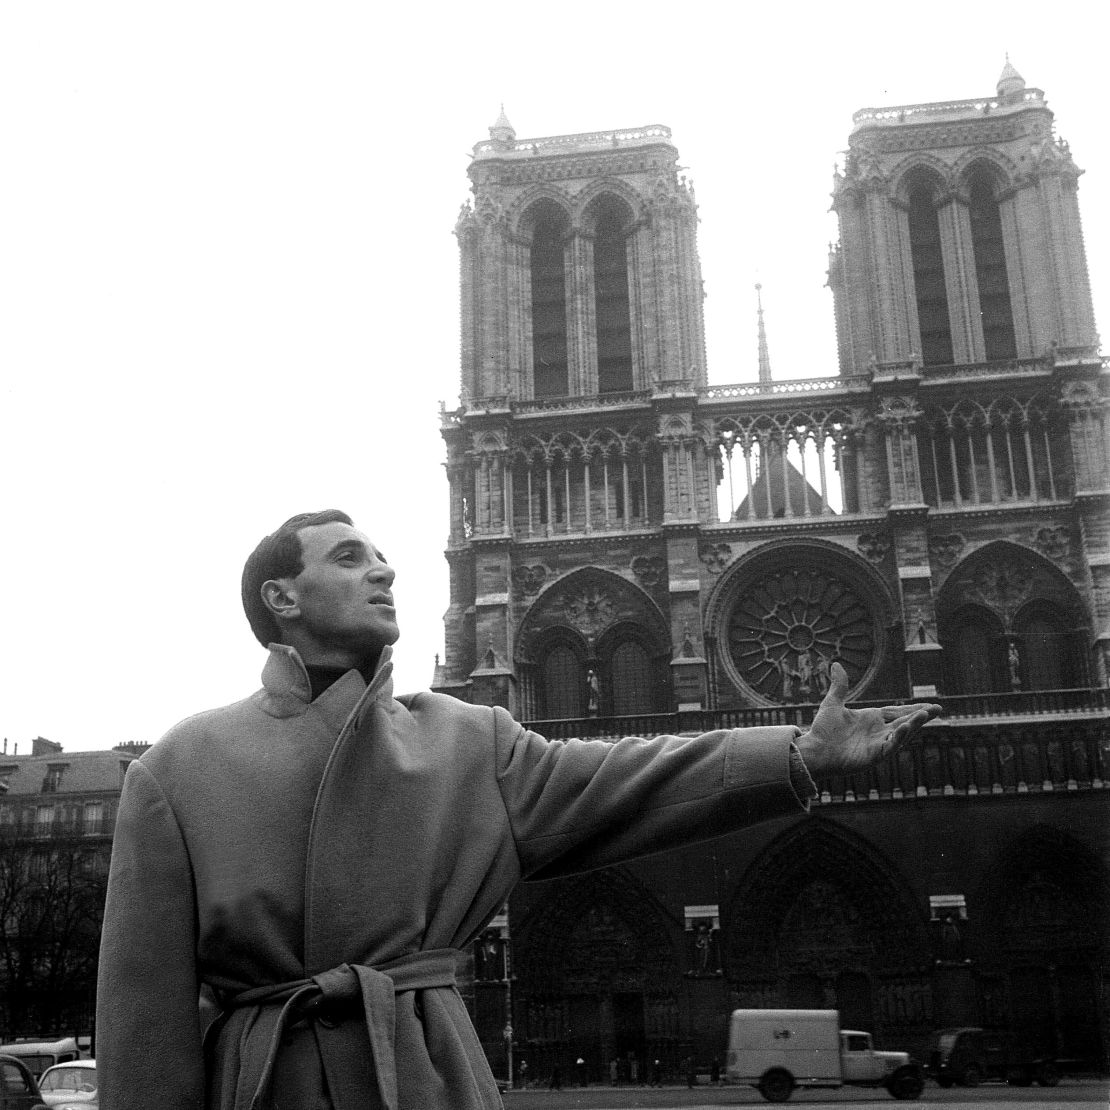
42,1060,96,1069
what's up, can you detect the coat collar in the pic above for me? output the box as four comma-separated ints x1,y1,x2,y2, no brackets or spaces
259,643,395,722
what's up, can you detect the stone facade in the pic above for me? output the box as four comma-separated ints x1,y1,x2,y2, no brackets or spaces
0,739,140,1039
441,68,1109,1086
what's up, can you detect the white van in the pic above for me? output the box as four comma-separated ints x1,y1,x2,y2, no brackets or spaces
725,1008,924,1102
0,1038,81,1080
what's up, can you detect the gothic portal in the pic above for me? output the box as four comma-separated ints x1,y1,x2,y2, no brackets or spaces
440,65,1109,1080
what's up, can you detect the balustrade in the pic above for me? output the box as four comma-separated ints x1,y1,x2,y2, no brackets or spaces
523,689,1110,804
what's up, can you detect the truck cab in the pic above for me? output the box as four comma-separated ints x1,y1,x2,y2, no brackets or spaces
840,1029,918,1089
726,1009,924,1102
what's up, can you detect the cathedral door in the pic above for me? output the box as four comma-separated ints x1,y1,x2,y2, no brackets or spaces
612,992,645,1060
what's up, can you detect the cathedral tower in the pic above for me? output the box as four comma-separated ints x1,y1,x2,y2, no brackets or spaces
440,117,712,717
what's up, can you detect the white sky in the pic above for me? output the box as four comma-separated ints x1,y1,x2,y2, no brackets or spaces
1,3,1106,753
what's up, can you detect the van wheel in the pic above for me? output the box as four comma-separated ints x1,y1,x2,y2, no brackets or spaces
886,1066,924,1100
1007,1066,1033,1086
1035,1062,1060,1087
959,1063,982,1087
758,1068,794,1102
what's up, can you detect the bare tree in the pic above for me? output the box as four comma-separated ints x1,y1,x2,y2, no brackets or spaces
0,830,107,1039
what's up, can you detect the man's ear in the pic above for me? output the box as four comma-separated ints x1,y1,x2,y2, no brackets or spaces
261,578,300,625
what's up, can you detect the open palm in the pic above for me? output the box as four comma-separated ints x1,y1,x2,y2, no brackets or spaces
796,663,942,777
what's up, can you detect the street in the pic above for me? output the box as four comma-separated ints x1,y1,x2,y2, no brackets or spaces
499,1078,1110,1109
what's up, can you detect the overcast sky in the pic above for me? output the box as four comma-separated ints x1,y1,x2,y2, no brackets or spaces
1,3,1105,754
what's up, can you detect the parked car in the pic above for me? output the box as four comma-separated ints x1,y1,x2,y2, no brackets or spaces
0,1042,80,1083
928,1027,1059,1087
0,1053,47,1110
36,1062,96,1110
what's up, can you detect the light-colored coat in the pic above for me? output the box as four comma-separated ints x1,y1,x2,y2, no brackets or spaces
96,644,809,1110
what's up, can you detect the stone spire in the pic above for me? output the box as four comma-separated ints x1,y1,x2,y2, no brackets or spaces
997,55,1026,103
756,284,773,383
489,105,516,149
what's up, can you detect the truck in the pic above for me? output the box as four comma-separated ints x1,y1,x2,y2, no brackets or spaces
928,1026,1060,1087
725,1008,925,1102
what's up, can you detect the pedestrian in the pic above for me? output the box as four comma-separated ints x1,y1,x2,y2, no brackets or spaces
95,510,940,1109
685,1055,696,1087
518,1059,528,1089
609,1057,618,1086
711,1055,721,1085
576,1056,587,1087
549,1064,561,1090
630,1055,640,1085
652,1058,663,1086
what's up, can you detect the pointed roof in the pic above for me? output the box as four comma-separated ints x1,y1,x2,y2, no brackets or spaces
997,56,1025,100
756,283,772,384
489,105,516,143
733,443,828,520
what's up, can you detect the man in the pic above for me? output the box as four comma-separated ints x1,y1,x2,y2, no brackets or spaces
96,509,940,1110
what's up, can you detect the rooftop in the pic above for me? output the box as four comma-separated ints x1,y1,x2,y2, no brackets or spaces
472,124,674,161
851,86,1047,133
0,748,137,797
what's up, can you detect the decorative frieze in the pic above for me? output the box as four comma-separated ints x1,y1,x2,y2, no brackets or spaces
857,532,891,563
699,543,732,573
631,555,665,587
1033,526,1071,561
512,564,549,596
929,533,966,567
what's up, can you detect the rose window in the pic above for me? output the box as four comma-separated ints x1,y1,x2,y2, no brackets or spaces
726,565,876,704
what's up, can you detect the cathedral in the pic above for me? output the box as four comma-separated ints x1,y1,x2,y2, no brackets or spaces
437,63,1109,1083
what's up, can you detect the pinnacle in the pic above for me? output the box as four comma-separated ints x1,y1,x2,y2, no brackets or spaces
997,55,1025,97
491,104,515,135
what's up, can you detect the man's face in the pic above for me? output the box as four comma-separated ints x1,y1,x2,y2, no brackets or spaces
281,521,399,663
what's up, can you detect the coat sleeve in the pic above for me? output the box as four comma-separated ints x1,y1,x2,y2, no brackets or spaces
97,759,205,1110
492,707,812,880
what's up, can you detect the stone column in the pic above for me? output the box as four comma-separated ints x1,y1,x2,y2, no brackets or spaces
566,231,596,395
936,191,984,364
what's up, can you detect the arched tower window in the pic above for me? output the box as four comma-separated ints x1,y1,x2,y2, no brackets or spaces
942,604,1007,694
592,201,633,394
1013,603,1083,690
907,180,954,367
538,640,585,719
606,638,654,716
967,167,1017,361
530,207,569,399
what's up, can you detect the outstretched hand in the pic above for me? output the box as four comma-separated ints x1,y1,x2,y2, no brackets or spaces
795,663,942,777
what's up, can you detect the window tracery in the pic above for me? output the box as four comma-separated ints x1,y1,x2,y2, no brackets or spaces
722,555,880,705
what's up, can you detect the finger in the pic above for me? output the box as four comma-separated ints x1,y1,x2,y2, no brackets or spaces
879,702,943,722
826,662,850,705
890,708,933,740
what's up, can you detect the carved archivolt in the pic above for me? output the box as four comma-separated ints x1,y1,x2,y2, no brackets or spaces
937,541,1084,632
516,566,668,660
724,821,932,980
515,869,681,999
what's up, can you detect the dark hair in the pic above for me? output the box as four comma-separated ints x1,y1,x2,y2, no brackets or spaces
241,509,354,646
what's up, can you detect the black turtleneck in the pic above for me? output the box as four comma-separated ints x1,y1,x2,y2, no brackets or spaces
305,656,380,701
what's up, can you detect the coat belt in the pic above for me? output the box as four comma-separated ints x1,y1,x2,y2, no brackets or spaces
212,948,459,1110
